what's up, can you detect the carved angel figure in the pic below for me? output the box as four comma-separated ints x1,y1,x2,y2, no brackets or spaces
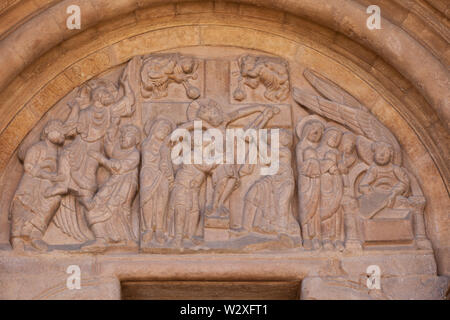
358,141,410,218
233,54,290,102
10,120,66,251
140,53,200,100
82,124,141,252
140,117,175,246
294,68,431,249
293,80,406,220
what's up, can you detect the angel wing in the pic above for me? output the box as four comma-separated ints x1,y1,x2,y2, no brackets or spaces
303,69,367,111
293,87,402,165
53,194,93,242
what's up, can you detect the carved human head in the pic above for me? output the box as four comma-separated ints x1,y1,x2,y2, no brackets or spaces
196,99,224,127
303,120,324,143
238,55,258,77
323,126,342,148
144,118,174,141
279,129,293,147
179,57,196,74
341,132,357,153
372,141,393,166
120,124,141,149
91,86,115,106
41,120,65,145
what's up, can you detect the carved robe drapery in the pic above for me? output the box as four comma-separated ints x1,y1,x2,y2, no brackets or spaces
11,141,61,238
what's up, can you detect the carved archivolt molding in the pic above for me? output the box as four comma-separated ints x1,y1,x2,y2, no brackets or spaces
7,53,433,254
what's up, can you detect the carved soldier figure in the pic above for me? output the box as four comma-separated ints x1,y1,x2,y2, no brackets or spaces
167,139,216,248
242,129,301,241
82,124,141,252
10,120,66,251
317,126,344,251
296,116,326,250
140,118,175,246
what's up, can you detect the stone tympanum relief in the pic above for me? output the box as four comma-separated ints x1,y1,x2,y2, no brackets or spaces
8,53,431,254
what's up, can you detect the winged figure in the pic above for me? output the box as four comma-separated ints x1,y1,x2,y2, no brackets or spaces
293,69,402,165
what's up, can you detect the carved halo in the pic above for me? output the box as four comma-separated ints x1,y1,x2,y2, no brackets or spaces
295,114,327,140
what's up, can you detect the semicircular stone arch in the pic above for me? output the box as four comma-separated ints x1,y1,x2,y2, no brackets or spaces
0,1,448,300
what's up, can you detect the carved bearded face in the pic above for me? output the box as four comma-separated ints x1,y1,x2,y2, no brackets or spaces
93,87,115,106
373,142,393,166
120,126,139,149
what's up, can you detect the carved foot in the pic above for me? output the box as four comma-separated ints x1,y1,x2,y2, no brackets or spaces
312,239,322,250
334,240,345,252
218,205,229,217
81,239,107,253
11,238,26,251
154,231,166,245
30,239,49,252
303,239,313,250
416,238,433,250
344,240,362,251
322,240,334,251
141,231,153,244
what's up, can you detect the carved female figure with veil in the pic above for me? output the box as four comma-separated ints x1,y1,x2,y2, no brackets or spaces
140,117,175,246
82,124,141,252
242,129,301,242
317,125,344,251
296,116,325,250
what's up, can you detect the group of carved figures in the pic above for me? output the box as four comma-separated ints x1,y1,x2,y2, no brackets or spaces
8,54,430,253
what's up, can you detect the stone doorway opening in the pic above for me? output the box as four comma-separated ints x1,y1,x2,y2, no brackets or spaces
121,280,302,300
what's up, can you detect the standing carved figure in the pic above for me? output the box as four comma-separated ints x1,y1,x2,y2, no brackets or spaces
140,118,175,246
317,126,344,251
10,120,66,251
167,139,216,248
296,116,325,250
337,132,362,249
242,129,301,240
82,124,141,252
